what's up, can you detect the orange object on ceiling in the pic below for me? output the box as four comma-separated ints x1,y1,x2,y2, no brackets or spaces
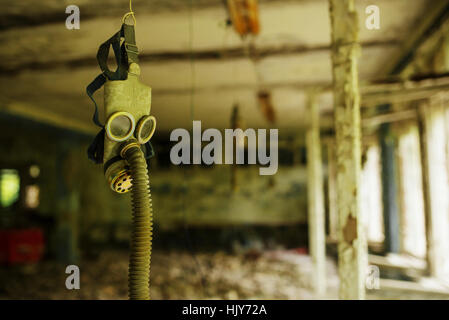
257,90,276,124
227,0,260,37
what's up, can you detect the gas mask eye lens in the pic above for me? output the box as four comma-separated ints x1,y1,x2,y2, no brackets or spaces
106,111,136,142
135,115,156,144
111,116,131,136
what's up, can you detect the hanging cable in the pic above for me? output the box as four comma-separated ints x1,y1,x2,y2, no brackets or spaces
180,0,208,295
122,0,136,25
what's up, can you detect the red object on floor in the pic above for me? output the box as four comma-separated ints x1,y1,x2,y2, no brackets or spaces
292,247,308,255
0,229,44,265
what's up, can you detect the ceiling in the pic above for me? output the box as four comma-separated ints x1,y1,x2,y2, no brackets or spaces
0,0,435,135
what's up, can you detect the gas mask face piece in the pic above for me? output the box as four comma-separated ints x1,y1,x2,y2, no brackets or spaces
103,62,156,194
87,23,156,194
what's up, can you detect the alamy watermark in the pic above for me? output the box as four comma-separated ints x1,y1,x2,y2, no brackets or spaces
66,5,80,30
170,121,278,175
365,5,380,30
65,265,80,290
366,265,380,290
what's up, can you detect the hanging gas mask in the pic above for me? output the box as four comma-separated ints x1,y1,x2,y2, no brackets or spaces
86,22,156,194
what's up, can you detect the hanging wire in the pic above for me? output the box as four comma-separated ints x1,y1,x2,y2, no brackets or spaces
180,0,207,296
189,0,196,121
243,35,263,91
219,1,239,108
122,0,136,25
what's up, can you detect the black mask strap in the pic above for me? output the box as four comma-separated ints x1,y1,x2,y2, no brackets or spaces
87,129,105,164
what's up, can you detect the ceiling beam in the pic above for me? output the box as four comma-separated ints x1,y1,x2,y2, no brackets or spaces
0,39,398,74
362,109,417,128
382,0,449,75
149,71,449,101
362,72,449,105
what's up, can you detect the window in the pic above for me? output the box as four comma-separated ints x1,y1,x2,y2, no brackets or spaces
25,164,40,209
0,169,20,208
25,185,40,209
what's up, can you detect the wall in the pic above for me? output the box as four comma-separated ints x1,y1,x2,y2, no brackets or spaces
0,114,309,257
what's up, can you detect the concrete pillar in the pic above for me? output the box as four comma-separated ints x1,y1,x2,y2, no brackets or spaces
418,97,449,280
327,140,338,242
329,0,367,299
306,92,326,296
380,123,400,254
397,124,426,259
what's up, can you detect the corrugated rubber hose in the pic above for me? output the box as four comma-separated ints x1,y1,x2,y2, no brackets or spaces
122,140,153,300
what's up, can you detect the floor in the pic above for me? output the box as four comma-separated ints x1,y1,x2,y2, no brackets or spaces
0,249,447,300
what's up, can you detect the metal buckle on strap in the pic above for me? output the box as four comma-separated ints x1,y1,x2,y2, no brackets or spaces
125,43,139,55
